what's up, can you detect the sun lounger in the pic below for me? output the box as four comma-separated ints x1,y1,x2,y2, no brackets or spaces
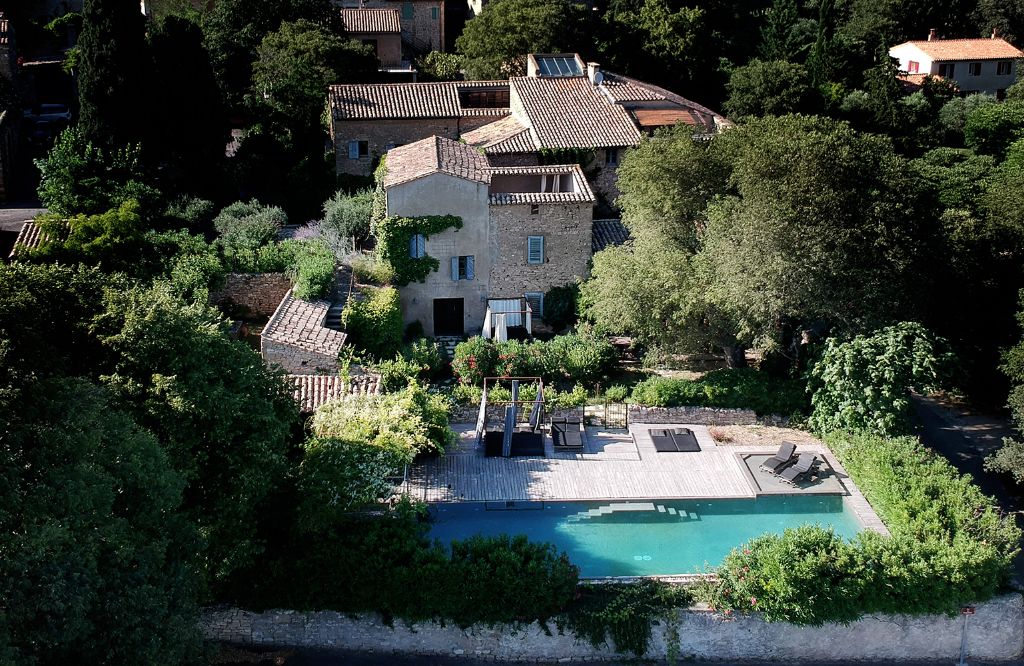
759,441,797,474
650,429,677,452
778,453,818,485
670,428,701,452
551,418,585,452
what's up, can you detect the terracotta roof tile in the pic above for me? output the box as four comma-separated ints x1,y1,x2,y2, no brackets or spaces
510,76,642,149
341,8,401,33
461,115,536,154
288,373,382,413
632,108,700,128
591,218,631,252
9,220,69,259
384,135,491,187
329,81,509,120
263,289,347,356
487,164,595,205
899,37,1023,61
0,14,8,46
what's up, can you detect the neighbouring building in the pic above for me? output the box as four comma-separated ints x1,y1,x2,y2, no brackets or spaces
333,0,444,54
890,29,1024,97
341,7,412,75
329,53,729,203
261,289,348,374
383,135,594,337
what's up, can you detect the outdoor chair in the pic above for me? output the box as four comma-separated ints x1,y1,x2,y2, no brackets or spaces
778,453,818,486
551,418,585,452
670,428,701,452
759,441,797,474
650,429,677,452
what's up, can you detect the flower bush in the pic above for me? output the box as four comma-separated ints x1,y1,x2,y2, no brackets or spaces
452,332,617,387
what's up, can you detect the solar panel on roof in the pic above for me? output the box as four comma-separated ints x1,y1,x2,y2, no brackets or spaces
536,56,582,77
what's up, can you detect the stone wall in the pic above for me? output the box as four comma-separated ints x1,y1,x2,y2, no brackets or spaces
628,404,759,425
449,403,584,423
210,273,293,318
261,339,339,375
202,594,1024,662
487,202,593,299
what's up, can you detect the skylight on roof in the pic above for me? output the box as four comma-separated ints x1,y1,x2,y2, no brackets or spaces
536,56,582,77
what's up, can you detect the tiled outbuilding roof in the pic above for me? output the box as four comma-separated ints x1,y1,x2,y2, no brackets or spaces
288,373,382,413
384,135,491,187
898,37,1023,61
330,81,510,120
510,76,643,149
461,115,536,154
632,108,701,128
598,72,730,132
9,220,69,259
591,218,631,252
341,7,401,33
262,289,347,357
487,164,595,205
0,13,9,45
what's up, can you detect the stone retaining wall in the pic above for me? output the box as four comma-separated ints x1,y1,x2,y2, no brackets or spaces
449,404,584,423
628,404,759,425
210,273,293,318
203,594,1023,662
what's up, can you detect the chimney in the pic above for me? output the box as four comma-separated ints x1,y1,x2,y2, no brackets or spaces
587,62,602,85
928,28,937,41
992,27,999,39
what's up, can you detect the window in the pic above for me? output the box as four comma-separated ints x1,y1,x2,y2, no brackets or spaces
938,62,955,78
408,233,425,258
451,255,474,280
908,60,920,74
969,62,982,76
431,6,439,20
524,292,544,318
347,140,369,159
605,148,619,165
402,2,414,19
530,204,539,215
527,236,544,264
998,60,1012,75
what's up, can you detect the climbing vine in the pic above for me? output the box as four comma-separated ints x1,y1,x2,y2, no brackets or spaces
376,214,463,286
539,147,596,168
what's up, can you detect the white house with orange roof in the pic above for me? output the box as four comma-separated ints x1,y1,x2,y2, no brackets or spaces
889,29,1023,97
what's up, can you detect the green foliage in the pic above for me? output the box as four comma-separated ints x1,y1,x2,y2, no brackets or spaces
341,286,404,360
214,198,288,256
321,187,373,255
164,195,216,229
452,332,617,387
604,384,629,402
418,51,465,81
456,0,586,79
543,283,580,332
376,354,426,392
965,100,1024,158
151,229,226,302
702,431,1020,625
629,368,808,415
288,239,336,300
561,580,691,656
98,283,297,585
724,59,811,118
451,336,501,385
351,253,397,284
807,322,952,436
987,288,1024,486
540,331,617,385
35,126,161,217
547,383,589,408
375,214,463,286
939,93,998,143
985,438,1024,484
0,377,201,665
31,200,147,273
910,148,996,213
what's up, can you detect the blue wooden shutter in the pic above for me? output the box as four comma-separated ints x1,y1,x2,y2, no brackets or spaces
417,234,426,257
450,256,459,281
348,140,359,159
466,255,475,280
408,235,417,258
527,236,544,264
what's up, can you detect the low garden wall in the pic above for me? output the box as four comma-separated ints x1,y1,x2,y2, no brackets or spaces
210,272,293,318
203,594,1023,662
449,404,584,424
627,404,758,425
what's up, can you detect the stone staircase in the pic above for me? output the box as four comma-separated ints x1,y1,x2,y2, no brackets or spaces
565,502,699,523
435,335,462,359
324,266,354,332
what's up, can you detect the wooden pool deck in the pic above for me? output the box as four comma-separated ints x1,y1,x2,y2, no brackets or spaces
402,424,888,535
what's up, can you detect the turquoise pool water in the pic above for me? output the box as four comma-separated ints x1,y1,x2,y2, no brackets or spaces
429,495,863,577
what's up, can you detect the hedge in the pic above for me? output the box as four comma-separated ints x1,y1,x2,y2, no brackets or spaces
451,333,616,387
341,286,404,360
700,431,1021,625
629,368,808,416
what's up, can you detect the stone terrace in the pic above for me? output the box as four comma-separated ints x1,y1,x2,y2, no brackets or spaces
261,289,347,374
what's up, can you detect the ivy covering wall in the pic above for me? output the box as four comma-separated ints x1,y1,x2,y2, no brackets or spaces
376,214,463,286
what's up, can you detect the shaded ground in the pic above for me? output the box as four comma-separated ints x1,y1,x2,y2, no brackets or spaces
912,394,1024,588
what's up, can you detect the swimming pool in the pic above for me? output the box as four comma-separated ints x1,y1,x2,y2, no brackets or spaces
429,495,863,577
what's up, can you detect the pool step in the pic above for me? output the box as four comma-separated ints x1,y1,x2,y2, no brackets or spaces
566,503,699,523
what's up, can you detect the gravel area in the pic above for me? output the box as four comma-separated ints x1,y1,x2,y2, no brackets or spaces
705,424,823,448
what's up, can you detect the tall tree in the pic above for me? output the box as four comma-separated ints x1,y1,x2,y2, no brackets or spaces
77,0,150,147
724,59,812,118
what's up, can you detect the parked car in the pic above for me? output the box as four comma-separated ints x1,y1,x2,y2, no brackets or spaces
22,103,72,123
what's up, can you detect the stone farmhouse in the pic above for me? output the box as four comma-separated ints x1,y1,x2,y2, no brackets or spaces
341,8,410,74
890,30,1024,97
329,53,729,204
334,0,445,55
383,135,595,337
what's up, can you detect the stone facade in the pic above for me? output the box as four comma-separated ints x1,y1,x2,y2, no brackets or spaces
352,31,403,68
627,404,759,425
261,290,347,374
209,273,293,318
487,202,592,299
202,593,1024,661
335,118,457,177
371,0,444,52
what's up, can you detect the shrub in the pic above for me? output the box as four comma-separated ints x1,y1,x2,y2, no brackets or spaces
406,338,445,379
452,336,500,385
543,283,580,332
321,188,373,256
700,431,1021,625
164,195,215,228
376,355,423,393
341,286,404,360
494,339,544,377
287,239,335,300
604,385,629,402
629,368,807,416
807,322,952,436
541,331,617,385
548,383,588,409
351,254,396,284
214,199,287,255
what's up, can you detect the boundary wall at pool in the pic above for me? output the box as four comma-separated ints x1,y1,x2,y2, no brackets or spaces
203,593,1023,662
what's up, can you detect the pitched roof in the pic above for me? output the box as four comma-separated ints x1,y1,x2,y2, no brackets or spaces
262,289,347,357
898,37,1023,61
288,373,382,413
384,135,491,187
461,115,536,154
591,218,631,252
330,81,510,120
510,75,643,149
632,108,702,128
598,72,730,132
0,13,9,45
487,164,595,205
341,7,401,33
8,220,69,259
